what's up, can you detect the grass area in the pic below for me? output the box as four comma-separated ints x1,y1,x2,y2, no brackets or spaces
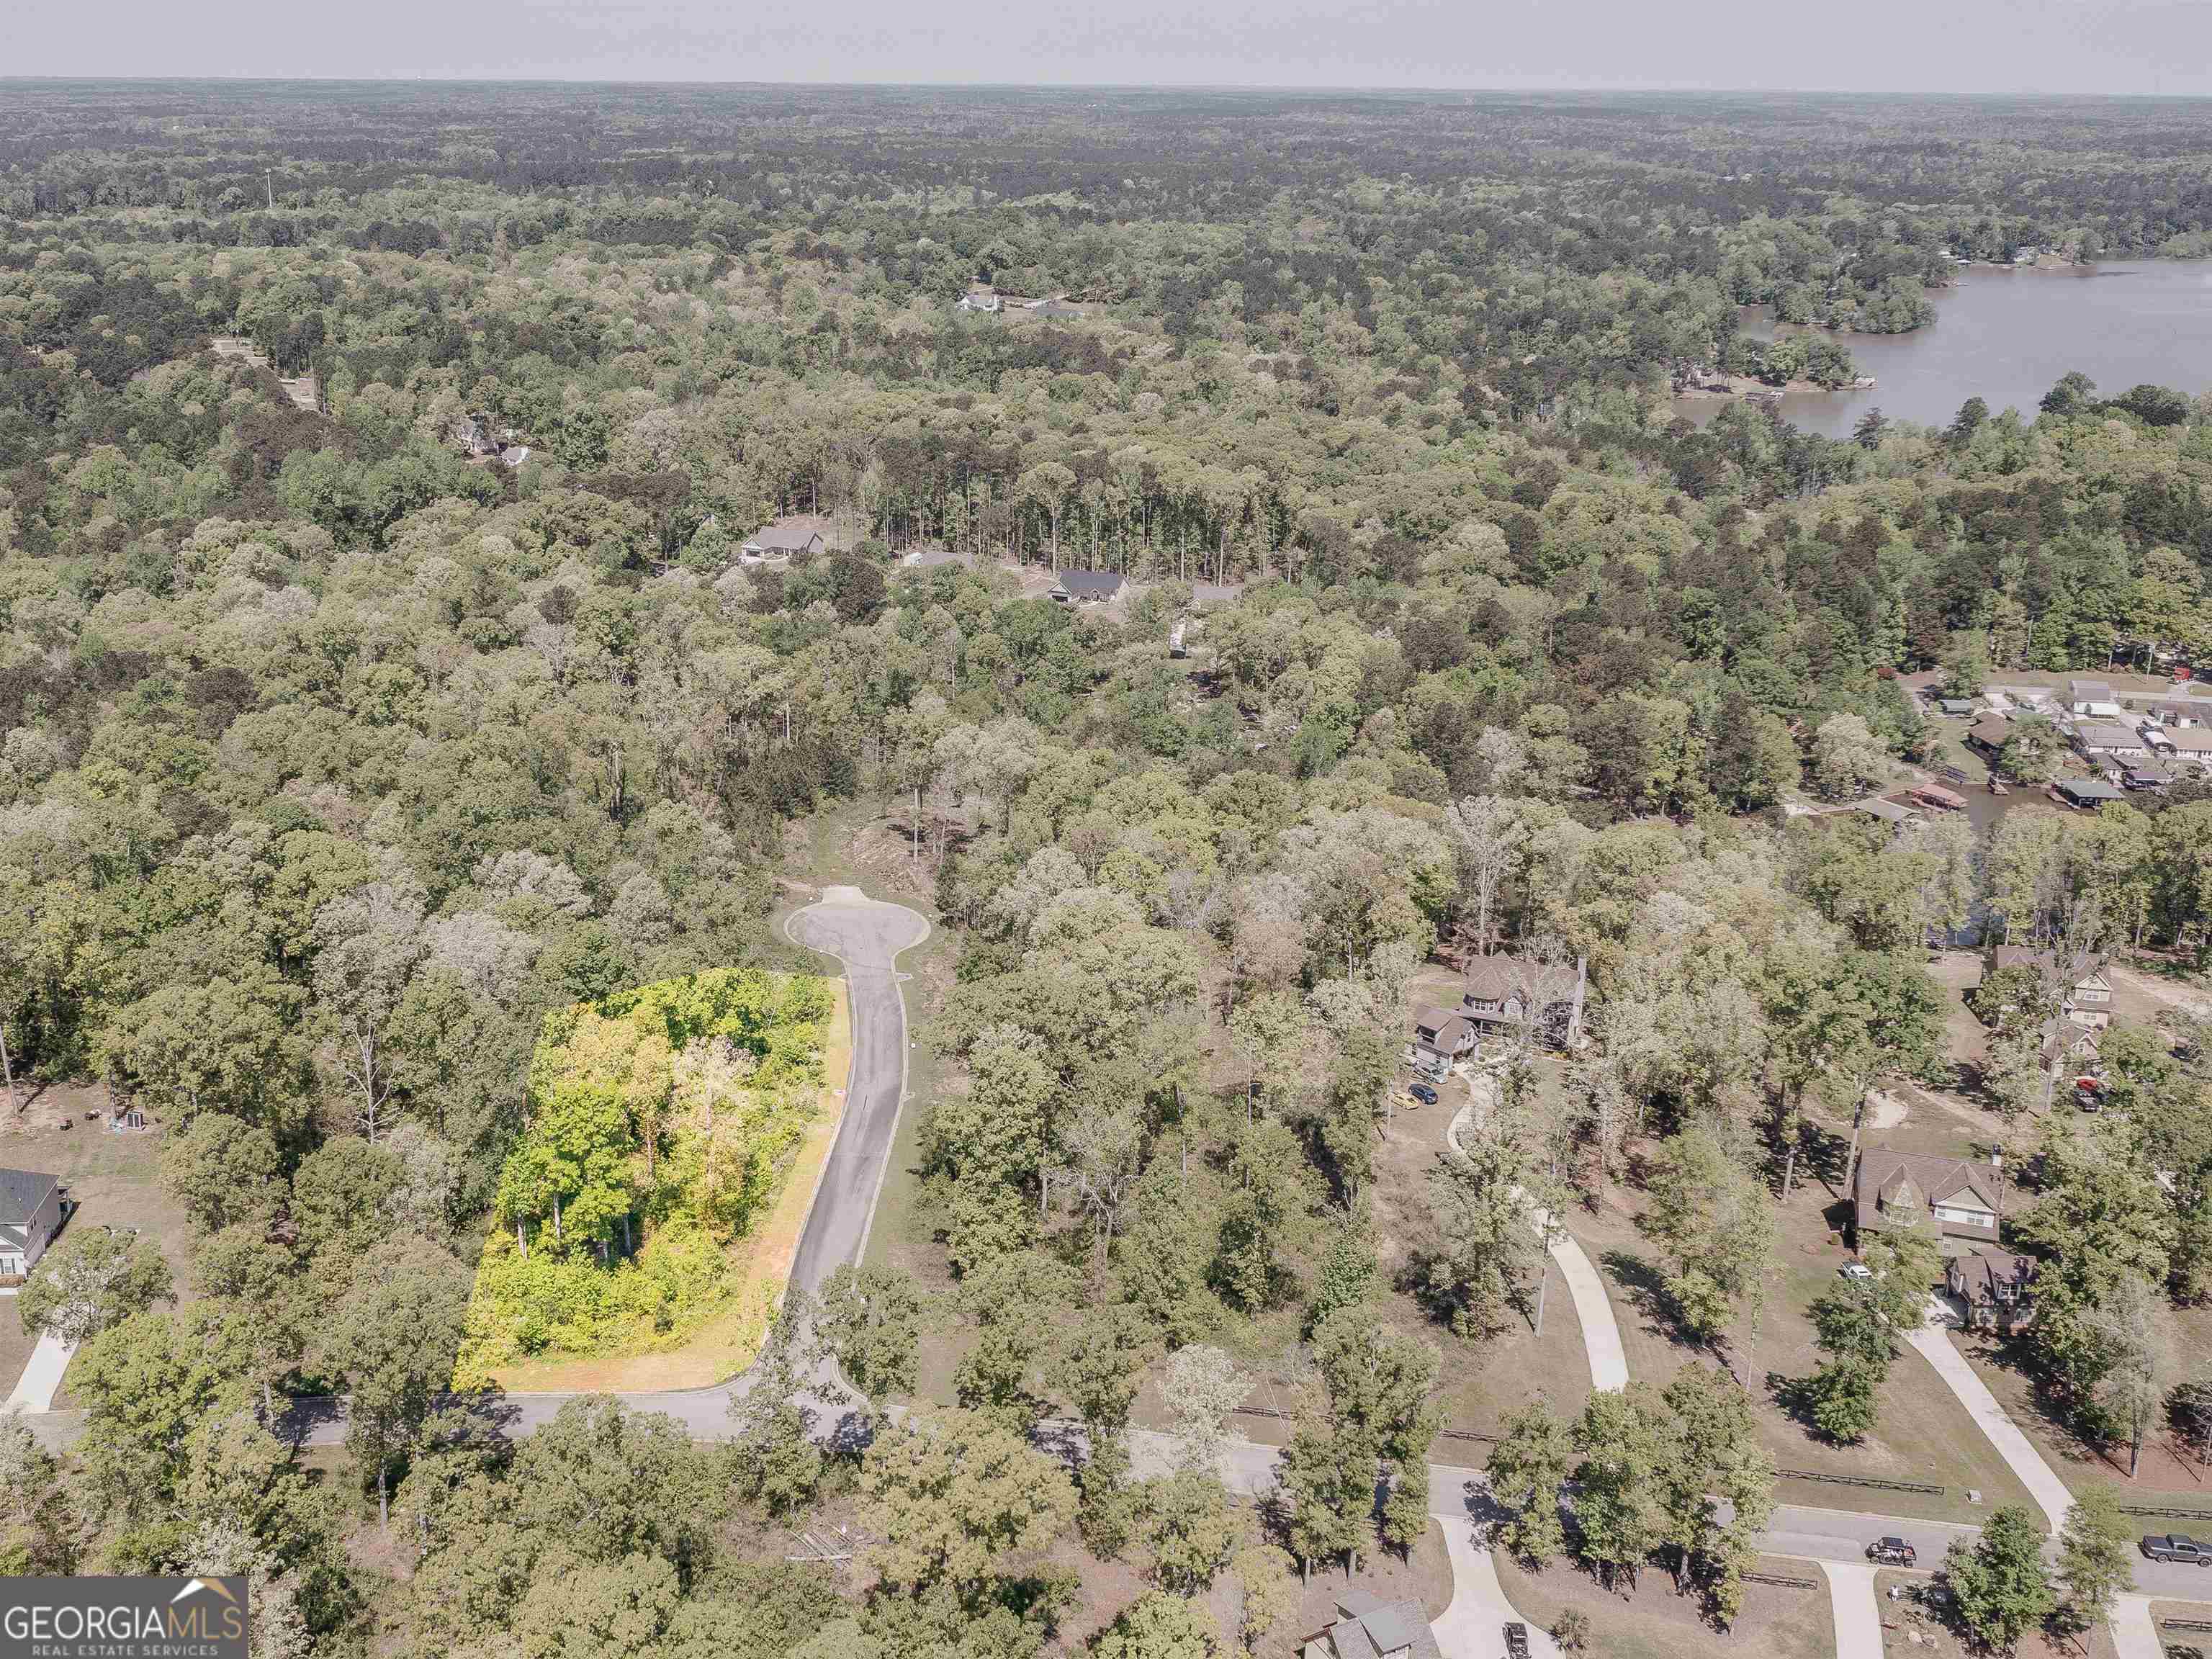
0,1105,186,1410
482,976,850,1393
1959,1310,2212,1513
1566,1117,2038,1525
2152,1601,2212,1651
1495,1552,1835,1659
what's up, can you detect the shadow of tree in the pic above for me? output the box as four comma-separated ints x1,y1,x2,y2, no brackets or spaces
1598,1248,1701,1353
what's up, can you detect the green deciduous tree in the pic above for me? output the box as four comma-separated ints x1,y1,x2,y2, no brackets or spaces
1944,1504,2055,1656
18,1225,174,1346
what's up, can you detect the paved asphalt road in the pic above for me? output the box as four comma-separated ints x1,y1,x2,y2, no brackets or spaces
781,886,932,1299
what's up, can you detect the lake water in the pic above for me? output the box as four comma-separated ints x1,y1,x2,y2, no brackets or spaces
1671,260,2212,439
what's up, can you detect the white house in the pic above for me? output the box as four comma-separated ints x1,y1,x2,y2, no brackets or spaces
2066,678,2124,718
2074,719,2146,760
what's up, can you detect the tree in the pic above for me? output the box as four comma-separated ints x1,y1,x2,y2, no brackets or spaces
158,1112,283,1237
322,1236,470,1525
18,1226,174,1346
2081,1273,2176,1475
862,1407,1077,1597
1092,1592,1217,1659
311,873,428,1142
1659,1364,1774,1622
2055,1483,2136,1635
1944,1504,2056,1656
817,1264,922,1402
1487,1398,1575,1563
728,1307,829,1517
0,1419,75,1573
1419,1128,1545,1337
1161,1345,1248,1473
1810,713,1890,801
1801,1226,1940,1443
1637,1127,1773,1347
1551,1609,1591,1653
1231,1540,1300,1654
1852,407,1888,450
1446,796,1524,957
1143,1470,1236,1595
1570,1386,1669,1589
1053,1304,1153,1434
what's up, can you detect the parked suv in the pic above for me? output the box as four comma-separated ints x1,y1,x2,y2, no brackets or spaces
1867,1537,1917,1566
2142,1534,2212,1565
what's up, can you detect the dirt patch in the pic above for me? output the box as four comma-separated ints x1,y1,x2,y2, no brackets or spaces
1497,1551,1835,1659
485,977,852,1394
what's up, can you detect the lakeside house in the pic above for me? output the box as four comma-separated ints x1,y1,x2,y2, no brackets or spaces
1905,782,1967,812
1965,715,2013,759
2073,719,2146,761
1854,796,1920,829
1852,1148,2000,1246
0,1169,64,1278
2052,777,2126,809
1992,945,2113,1028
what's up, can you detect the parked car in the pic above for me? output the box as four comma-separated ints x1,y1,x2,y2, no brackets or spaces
1409,1083,1439,1105
1839,1262,1874,1282
2141,1534,2212,1565
1867,1537,1917,1566
1503,1623,1529,1659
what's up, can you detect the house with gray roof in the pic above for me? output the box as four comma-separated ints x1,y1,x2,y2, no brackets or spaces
0,1169,63,1278
742,518,830,565
1303,1589,1442,1659
1051,570,1124,604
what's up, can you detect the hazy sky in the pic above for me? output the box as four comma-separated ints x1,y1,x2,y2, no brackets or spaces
5,0,2209,94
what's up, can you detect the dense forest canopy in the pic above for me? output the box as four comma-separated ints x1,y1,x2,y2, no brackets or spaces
4,81,2212,1659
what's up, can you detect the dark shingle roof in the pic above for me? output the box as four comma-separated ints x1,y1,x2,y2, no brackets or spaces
0,1168,60,1228
1056,570,1123,599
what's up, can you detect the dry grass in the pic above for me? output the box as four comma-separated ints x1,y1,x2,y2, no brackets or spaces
1496,1552,1837,1659
0,1105,187,1408
1565,1126,2038,1525
1960,1307,2212,1514
485,977,852,1394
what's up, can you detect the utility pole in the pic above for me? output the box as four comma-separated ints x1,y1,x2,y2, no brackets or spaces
0,1020,16,1115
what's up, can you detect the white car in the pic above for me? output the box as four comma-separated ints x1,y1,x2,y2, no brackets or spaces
1838,1262,1875,1282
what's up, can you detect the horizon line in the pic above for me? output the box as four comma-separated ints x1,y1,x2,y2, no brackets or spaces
1,75,2208,99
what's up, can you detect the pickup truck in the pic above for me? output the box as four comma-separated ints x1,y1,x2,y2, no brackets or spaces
2141,1534,2212,1565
